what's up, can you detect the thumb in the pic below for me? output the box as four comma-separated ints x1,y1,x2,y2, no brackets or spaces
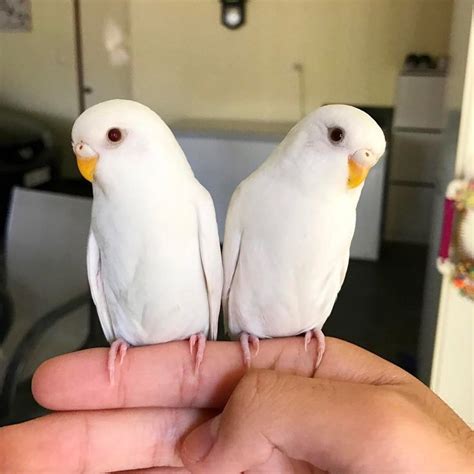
180,369,401,473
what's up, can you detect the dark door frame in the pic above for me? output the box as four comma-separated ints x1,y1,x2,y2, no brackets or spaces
73,0,86,114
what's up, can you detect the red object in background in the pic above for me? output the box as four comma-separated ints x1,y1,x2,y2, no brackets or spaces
439,197,456,260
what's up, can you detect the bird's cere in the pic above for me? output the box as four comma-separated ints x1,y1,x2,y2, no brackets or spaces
74,142,98,159
351,148,378,168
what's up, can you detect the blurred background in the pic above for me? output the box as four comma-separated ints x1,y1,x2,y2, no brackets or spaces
0,0,472,428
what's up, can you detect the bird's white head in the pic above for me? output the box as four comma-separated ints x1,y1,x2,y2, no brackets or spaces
288,104,386,190
71,99,188,184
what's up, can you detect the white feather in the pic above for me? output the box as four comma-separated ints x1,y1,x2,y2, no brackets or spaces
74,100,223,345
223,104,386,339
87,230,115,342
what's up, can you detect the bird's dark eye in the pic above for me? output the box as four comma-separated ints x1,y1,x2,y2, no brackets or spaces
107,128,122,143
328,127,345,144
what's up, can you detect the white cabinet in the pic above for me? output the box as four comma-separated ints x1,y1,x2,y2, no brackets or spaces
390,131,443,184
385,184,434,243
393,75,446,130
387,74,447,244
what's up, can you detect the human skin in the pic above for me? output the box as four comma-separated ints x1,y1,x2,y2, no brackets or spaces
0,338,472,473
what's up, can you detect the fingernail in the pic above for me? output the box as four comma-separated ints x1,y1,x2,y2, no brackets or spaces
183,415,221,463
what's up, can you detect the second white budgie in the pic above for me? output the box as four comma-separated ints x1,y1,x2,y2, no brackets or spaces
222,104,386,368
72,99,223,382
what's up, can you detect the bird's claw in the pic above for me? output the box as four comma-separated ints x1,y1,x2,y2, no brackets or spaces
108,338,129,385
189,332,206,376
304,329,326,373
240,333,260,368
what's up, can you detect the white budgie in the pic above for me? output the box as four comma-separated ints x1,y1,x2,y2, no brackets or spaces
222,104,386,367
72,99,223,381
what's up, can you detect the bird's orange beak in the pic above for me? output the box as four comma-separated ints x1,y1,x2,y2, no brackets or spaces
347,159,369,189
74,143,99,182
347,149,376,189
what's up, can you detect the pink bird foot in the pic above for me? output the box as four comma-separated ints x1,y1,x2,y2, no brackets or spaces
240,332,260,368
108,338,129,385
189,332,206,375
304,328,326,373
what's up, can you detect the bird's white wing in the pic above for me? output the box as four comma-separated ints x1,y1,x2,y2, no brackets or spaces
87,230,115,343
196,190,223,340
222,186,243,334
333,251,350,307
338,250,350,288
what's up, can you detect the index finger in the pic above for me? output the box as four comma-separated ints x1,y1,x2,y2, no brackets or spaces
32,337,416,411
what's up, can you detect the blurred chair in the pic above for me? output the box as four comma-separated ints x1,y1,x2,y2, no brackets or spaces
0,187,102,419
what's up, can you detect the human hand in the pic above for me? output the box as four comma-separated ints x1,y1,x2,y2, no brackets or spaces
181,361,474,473
0,338,471,473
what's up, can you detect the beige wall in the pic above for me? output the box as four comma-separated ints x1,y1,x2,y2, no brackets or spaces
81,0,132,109
0,0,133,177
445,0,474,110
131,0,454,122
0,0,79,176
0,0,454,176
